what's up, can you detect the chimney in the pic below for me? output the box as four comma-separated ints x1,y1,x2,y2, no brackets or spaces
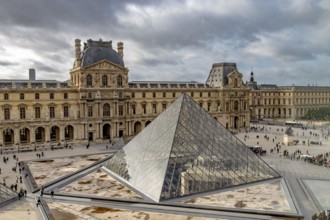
117,42,124,57
29,68,36,80
75,39,81,66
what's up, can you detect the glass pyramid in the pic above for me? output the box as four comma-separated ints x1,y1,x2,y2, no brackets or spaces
104,94,280,202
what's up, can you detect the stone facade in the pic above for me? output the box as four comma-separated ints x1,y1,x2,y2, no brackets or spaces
248,74,330,120
1,38,328,148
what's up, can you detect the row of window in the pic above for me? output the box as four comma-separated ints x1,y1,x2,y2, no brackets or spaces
3,106,69,120
295,98,330,105
131,91,212,99
86,74,123,87
3,93,68,100
261,97,330,105
264,92,330,97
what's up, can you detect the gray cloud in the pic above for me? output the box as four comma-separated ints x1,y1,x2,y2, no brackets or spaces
0,60,17,66
0,0,329,86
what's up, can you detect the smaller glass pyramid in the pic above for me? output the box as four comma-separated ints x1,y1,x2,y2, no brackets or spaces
104,94,280,202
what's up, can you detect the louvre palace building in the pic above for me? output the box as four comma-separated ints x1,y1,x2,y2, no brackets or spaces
0,38,329,148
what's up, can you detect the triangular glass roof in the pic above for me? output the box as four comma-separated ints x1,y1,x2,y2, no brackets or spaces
104,94,280,202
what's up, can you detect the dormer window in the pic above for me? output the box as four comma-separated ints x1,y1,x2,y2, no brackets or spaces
234,78,238,88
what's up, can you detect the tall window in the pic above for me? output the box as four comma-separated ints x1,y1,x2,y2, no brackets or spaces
102,75,108,86
20,107,26,119
131,105,136,115
163,92,166,98
64,93,68,99
172,92,175,98
162,103,167,111
88,106,93,117
208,103,211,111
50,93,54,99
117,75,123,87
63,106,69,117
190,92,193,97
49,106,55,118
20,93,24,100
152,103,157,114
131,93,135,98
35,107,40,119
234,101,239,111
4,93,9,100
103,104,110,117
35,93,39,99
153,92,156,98
119,105,123,116
4,108,10,120
234,78,238,88
86,74,93,86
142,104,146,114
142,92,145,98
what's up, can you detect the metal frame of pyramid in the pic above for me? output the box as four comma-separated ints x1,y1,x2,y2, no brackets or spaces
104,94,280,203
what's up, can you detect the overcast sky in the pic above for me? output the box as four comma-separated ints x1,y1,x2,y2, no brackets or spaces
0,0,329,86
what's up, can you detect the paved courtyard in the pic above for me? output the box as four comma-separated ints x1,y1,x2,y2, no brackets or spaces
0,122,329,219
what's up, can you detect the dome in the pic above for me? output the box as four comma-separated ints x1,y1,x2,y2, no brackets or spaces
80,39,124,68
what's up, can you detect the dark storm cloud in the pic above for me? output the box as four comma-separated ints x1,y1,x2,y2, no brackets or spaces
116,0,325,52
0,0,329,85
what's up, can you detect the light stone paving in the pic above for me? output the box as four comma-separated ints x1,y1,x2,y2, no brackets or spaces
1,123,330,219
182,179,291,213
27,154,111,186
48,202,226,220
59,168,142,200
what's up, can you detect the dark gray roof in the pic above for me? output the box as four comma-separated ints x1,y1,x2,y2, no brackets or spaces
81,39,124,68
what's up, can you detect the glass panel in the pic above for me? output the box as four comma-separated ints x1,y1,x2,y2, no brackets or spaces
104,94,280,202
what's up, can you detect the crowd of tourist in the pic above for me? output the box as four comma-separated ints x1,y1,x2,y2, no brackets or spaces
246,122,330,168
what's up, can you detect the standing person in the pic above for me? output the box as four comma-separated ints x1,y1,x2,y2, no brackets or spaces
40,186,44,196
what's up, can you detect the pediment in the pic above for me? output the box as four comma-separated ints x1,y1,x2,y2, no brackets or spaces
228,70,243,79
83,60,125,71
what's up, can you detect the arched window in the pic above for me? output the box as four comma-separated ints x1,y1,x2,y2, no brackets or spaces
103,103,110,117
102,75,108,86
117,75,123,87
86,74,93,86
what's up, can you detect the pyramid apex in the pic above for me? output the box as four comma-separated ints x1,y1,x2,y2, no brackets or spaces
104,94,279,202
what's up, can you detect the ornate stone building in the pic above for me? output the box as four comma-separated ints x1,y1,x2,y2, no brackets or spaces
247,71,330,120
1,38,328,149
0,39,250,148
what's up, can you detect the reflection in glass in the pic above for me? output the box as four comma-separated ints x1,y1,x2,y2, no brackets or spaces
104,94,280,202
